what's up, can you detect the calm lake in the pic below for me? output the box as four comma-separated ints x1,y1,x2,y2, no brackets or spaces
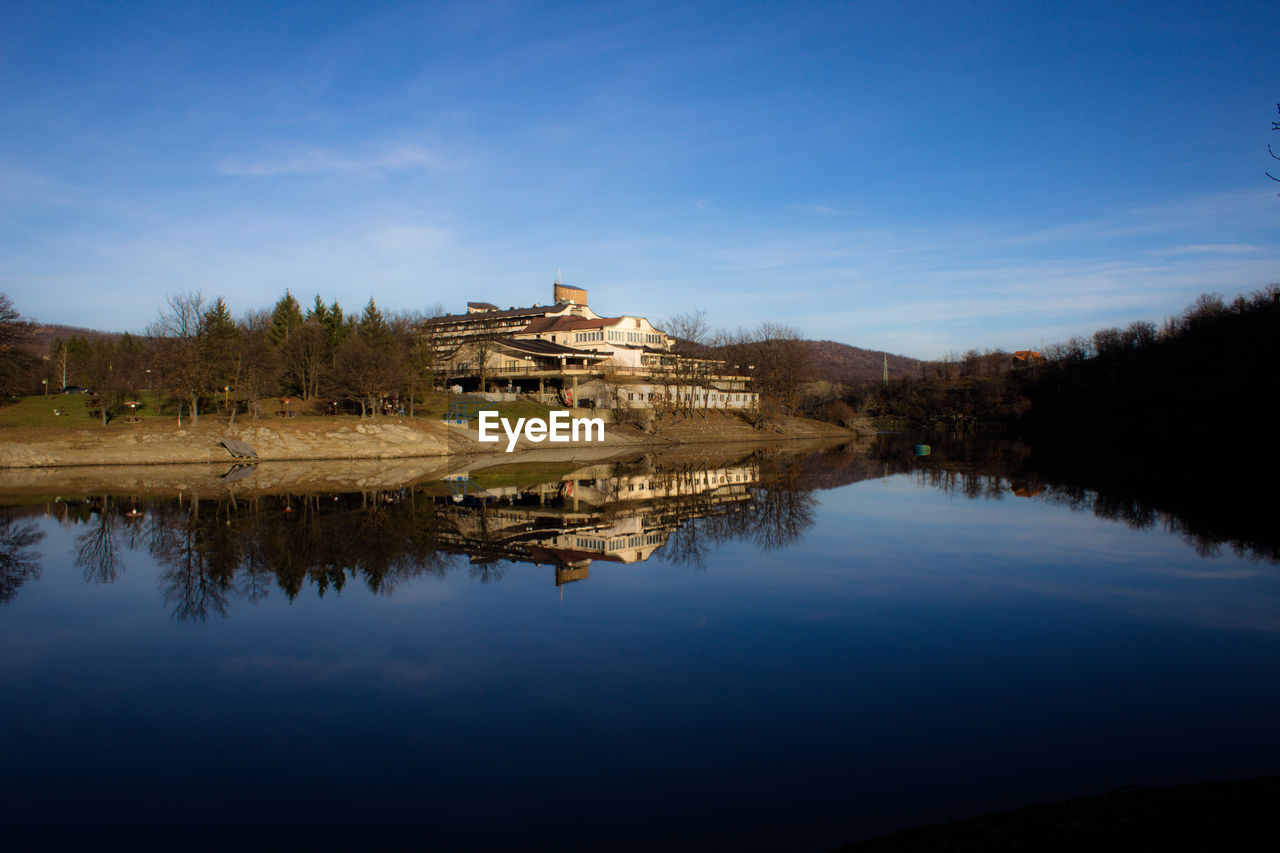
3,438,1279,850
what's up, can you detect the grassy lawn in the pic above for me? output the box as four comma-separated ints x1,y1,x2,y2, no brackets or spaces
0,391,173,429
1,390,582,431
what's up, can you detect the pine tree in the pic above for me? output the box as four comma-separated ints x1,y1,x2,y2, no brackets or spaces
306,294,330,325
267,291,304,348
200,298,241,413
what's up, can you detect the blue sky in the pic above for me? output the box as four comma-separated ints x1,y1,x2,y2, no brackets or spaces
2,0,1276,358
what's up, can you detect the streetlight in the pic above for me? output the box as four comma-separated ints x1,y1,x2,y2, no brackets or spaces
41,378,47,396
146,369,152,393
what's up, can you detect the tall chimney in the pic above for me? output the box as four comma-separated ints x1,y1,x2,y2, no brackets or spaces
554,283,588,306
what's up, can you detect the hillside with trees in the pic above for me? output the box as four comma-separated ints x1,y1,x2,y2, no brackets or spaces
850,284,1280,451
805,340,919,383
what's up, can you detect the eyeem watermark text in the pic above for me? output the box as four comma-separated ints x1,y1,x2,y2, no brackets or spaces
477,410,606,452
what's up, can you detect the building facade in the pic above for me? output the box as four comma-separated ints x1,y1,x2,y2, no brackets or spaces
422,282,757,410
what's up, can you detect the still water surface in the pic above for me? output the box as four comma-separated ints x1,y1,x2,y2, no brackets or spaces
3,442,1279,850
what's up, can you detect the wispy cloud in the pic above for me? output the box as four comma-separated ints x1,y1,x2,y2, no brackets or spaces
217,143,451,177
1148,243,1262,256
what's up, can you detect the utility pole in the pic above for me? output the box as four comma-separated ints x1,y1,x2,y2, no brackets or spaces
883,353,888,386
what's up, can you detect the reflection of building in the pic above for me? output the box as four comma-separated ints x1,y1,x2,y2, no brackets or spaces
422,282,758,409
434,460,760,585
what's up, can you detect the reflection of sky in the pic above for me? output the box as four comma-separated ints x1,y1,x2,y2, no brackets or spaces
797,475,1280,636
4,481,1280,850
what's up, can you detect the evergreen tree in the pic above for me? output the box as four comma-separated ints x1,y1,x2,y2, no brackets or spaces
200,298,241,413
306,294,329,325
267,291,304,348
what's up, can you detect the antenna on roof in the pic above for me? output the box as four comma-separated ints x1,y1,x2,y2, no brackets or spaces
556,268,562,285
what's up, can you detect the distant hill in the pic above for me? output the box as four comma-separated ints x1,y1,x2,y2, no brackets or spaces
805,340,920,384
28,324,123,352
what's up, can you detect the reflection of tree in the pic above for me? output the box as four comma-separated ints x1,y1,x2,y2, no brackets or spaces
468,559,507,584
74,498,125,583
881,432,1280,564
152,499,231,623
31,450,828,617
749,458,817,552
653,457,817,568
0,513,45,605
462,502,508,584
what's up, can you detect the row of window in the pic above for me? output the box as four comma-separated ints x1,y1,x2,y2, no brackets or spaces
573,532,665,551
610,472,753,491
604,330,664,344
623,391,756,404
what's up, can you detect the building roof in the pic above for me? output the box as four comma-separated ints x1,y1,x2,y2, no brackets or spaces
526,544,625,566
494,338,606,358
425,303,551,325
519,315,620,334
467,301,499,311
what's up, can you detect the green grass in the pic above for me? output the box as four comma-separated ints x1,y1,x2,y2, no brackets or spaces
1,390,587,430
388,393,555,423
0,391,173,429
433,393,603,425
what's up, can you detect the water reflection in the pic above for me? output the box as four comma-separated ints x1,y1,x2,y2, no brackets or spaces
6,452,819,620
873,433,1280,564
0,512,44,603
4,440,1280,849
4,435,1275,623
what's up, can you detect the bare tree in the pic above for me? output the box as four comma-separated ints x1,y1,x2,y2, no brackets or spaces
464,331,506,393
722,322,810,420
238,309,280,420
282,321,327,401
49,337,70,391
599,372,650,428
0,293,37,396
661,310,715,416
150,292,206,426
664,309,710,351
393,310,436,417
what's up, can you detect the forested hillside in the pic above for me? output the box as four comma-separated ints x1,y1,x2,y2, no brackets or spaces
853,285,1280,446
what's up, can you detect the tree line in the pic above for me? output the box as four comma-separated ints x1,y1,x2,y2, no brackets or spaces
662,310,813,421
1,290,445,424
844,284,1280,441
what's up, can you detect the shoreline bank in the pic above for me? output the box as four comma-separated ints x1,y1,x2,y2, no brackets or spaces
0,412,854,472
0,436,858,499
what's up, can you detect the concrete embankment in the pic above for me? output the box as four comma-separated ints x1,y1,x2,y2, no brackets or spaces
0,411,854,471
0,435,860,500
0,419,462,469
